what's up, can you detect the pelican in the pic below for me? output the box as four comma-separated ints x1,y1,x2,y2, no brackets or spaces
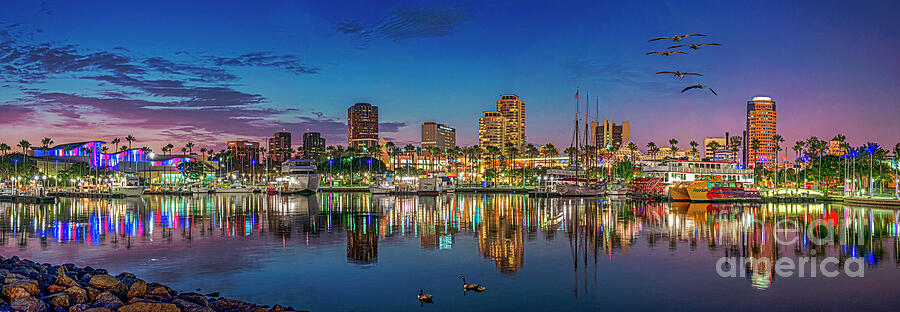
645,51,687,56
667,43,721,50
681,84,717,96
417,289,434,303
648,34,706,42
656,71,702,78
460,276,486,291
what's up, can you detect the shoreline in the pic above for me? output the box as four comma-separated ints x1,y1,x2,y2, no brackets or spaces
0,255,306,312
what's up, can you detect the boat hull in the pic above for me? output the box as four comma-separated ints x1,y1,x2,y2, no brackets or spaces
280,174,321,194
111,186,145,197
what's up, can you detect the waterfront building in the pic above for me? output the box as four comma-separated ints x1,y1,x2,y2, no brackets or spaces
827,139,846,156
267,132,292,164
478,111,507,149
588,121,598,146
495,94,526,149
421,122,456,150
594,120,630,148
348,103,379,149
226,140,260,169
745,96,777,167
302,132,326,162
703,137,727,159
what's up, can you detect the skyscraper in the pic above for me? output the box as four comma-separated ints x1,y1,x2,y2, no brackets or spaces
745,97,777,167
594,120,630,148
495,94,525,148
421,122,456,150
302,132,326,161
478,111,507,149
267,132,292,164
347,103,379,149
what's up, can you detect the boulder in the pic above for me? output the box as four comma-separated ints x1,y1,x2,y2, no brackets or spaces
3,278,40,296
118,302,180,312
87,275,126,295
210,298,249,311
124,280,146,299
47,284,68,293
9,296,48,312
174,298,215,312
64,286,88,305
90,292,123,310
41,293,69,309
143,285,172,301
178,292,211,308
1,285,31,301
53,268,77,287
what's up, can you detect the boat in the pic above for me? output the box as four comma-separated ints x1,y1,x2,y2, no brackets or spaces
189,183,211,194
277,159,321,194
606,182,630,196
111,176,145,197
369,174,396,194
417,176,454,195
215,183,254,193
668,176,761,202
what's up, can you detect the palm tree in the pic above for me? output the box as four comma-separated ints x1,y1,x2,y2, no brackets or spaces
772,134,784,187
832,134,846,193
125,135,135,149
668,138,679,159
111,138,121,152
539,143,558,169
706,141,721,160
893,143,899,199
750,139,761,184
627,142,638,167
200,147,207,158
646,142,657,159
185,142,195,154
689,141,699,160
385,141,396,169
863,142,880,197
729,136,742,163
101,146,109,154
41,137,53,149
17,140,30,158
0,143,9,157
793,141,804,190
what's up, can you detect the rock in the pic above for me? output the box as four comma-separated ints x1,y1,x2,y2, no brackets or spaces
47,284,68,293
67,305,111,312
178,292,211,308
118,302,180,312
143,285,172,301
115,272,136,280
210,298,249,311
90,292,123,310
1,285,31,301
10,296,48,312
64,286,88,305
84,287,100,302
87,275,126,295
54,268,77,287
174,298,214,312
125,280,146,299
204,292,219,297
41,293,69,309
3,278,40,296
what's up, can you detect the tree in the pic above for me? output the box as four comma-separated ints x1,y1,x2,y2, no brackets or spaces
125,135,135,149
41,137,53,149
177,161,209,181
863,142,881,197
646,142,657,159
668,138,679,158
689,141,699,159
750,139,761,184
0,143,9,157
627,142,638,167
706,141,721,160
111,138,121,152
772,134,784,187
185,142,195,154
793,141,804,189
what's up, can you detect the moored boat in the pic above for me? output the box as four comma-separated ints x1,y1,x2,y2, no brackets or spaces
111,176,145,197
277,159,321,194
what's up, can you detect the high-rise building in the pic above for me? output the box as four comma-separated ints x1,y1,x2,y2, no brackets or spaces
478,111,507,149
267,132,292,164
495,94,525,148
421,122,456,150
302,132,326,161
745,97,777,167
703,137,727,158
348,103,379,149
226,140,260,169
594,120,630,148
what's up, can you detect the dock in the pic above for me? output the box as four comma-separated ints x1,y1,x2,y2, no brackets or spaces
0,194,58,203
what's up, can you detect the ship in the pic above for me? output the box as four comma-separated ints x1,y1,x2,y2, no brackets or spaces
111,176,145,197
277,159,321,194
669,176,761,202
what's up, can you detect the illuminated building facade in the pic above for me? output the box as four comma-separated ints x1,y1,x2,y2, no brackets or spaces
226,140,260,169
421,122,456,150
302,132,326,162
348,103,379,149
267,132,292,164
495,94,525,149
703,137,727,159
478,111,507,149
594,120,630,148
745,97,777,167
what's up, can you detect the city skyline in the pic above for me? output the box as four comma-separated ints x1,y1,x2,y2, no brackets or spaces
0,0,898,151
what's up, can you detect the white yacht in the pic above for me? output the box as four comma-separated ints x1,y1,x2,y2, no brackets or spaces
539,168,604,197
417,176,454,195
369,174,396,194
278,159,321,194
111,176,145,197
189,183,211,194
215,183,253,193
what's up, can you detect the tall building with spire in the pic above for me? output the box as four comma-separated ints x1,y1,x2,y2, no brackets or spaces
495,94,525,148
347,103,379,149
745,96,777,167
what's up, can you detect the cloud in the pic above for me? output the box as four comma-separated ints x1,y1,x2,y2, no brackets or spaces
0,104,35,124
208,52,318,75
337,4,469,45
565,58,677,93
380,122,407,133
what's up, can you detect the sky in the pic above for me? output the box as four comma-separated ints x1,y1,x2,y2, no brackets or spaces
1,0,898,153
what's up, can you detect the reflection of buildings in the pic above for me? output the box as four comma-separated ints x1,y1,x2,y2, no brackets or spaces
477,197,525,274
347,216,378,264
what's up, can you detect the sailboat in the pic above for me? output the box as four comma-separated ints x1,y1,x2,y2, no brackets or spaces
543,89,605,197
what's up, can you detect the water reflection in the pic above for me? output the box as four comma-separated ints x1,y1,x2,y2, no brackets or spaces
0,194,898,291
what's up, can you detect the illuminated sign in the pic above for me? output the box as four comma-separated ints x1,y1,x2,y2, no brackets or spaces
438,125,455,131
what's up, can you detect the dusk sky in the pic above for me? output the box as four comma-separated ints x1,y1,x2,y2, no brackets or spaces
1,0,897,152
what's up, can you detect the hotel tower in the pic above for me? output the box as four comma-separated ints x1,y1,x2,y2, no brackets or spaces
745,96,777,167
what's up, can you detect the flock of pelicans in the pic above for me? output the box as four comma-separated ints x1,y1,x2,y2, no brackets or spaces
646,33,720,95
416,276,486,304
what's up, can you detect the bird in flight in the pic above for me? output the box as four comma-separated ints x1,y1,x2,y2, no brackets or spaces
645,51,687,56
682,84,717,95
668,43,721,50
657,71,703,78
648,34,706,42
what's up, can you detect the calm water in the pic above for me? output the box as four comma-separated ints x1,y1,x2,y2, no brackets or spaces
1,193,899,311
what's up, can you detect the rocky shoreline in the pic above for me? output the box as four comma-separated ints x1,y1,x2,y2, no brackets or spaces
0,256,305,312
